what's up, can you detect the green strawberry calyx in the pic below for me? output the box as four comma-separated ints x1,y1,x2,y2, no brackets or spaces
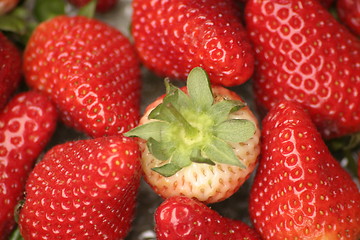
124,67,255,177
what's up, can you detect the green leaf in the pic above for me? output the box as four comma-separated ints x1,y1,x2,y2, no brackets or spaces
9,227,23,240
0,15,26,34
208,100,245,124
148,103,176,122
147,138,174,161
163,81,191,110
124,121,170,142
77,0,97,18
203,137,245,168
187,67,213,112
214,119,255,143
34,0,65,22
171,150,192,168
152,163,182,177
190,149,215,165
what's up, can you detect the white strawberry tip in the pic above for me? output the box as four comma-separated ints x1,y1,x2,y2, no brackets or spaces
124,67,255,177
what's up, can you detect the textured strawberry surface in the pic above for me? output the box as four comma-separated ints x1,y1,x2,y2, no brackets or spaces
245,0,360,139
250,100,360,239
24,15,141,138
18,136,142,239
132,0,255,87
0,33,22,111
0,91,57,239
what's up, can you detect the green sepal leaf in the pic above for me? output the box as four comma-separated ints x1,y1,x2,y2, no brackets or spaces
9,227,23,240
190,149,215,165
187,67,213,112
124,121,170,142
0,15,26,34
33,0,65,22
77,0,97,18
148,103,176,122
209,100,245,124
147,138,174,161
152,150,192,177
203,137,245,168
163,80,191,110
152,163,182,177
214,119,255,143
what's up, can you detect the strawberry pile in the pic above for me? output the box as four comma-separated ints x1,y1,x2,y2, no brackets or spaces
0,0,359,239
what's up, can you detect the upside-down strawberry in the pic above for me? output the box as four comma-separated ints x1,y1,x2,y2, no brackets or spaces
18,136,142,239
249,100,360,240
0,32,22,111
131,0,255,87
125,67,260,204
155,196,261,240
245,0,360,139
24,15,141,138
0,91,57,239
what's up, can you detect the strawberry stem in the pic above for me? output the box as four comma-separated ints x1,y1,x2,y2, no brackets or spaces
166,102,199,138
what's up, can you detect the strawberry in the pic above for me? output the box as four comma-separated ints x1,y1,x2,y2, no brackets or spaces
245,0,360,139
131,0,255,87
249,100,360,239
0,32,22,111
0,91,57,239
0,0,19,15
24,15,141,138
67,0,117,13
18,136,142,239
155,196,262,240
337,0,360,36
125,67,260,203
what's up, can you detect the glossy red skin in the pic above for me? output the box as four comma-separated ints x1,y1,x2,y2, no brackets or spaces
18,136,142,239
337,0,360,36
0,91,57,239
68,0,117,13
249,100,360,240
245,0,360,139
132,0,255,87
0,33,22,111
155,196,261,240
24,15,141,138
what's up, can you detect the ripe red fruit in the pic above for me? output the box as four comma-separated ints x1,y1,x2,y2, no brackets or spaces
131,0,255,87
67,0,117,13
245,0,360,139
249,100,360,239
24,15,141,138
0,32,22,111
155,196,262,240
18,136,142,239
0,91,57,239
337,0,360,36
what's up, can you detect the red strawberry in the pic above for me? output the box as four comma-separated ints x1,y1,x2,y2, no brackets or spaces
131,0,255,87
0,32,22,111
337,0,360,36
24,15,141,138
155,196,262,240
0,0,19,14
18,136,142,239
67,0,117,13
125,67,260,203
0,91,57,239
249,100,360,239
245,0,360,139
